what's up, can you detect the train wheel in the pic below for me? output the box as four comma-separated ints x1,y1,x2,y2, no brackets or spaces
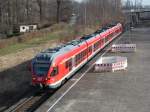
61,78,67,86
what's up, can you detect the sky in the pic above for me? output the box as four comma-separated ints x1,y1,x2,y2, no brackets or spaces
74,0,150,6
74,0,83,3
123,0,150,5
140,0,150,5
123,0,150,6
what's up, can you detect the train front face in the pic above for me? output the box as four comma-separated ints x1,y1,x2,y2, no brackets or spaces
31,53,53,88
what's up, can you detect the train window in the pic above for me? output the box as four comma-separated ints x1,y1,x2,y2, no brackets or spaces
66,59,73,71
69,59,72,71
94,41,100,51
33,63,50,76
81,52,83,59
78,54,80,62
88,46,92,52
80,53,82,61
51,66,58,76
84,49,87,56
105,35,109,42
75,49,88,66
75,55,78,66
94,43,96,51
65,60,69,68
75,54,79,65
103,38,105,43
99,40,101,46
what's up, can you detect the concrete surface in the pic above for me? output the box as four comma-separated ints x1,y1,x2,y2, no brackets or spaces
36,27,150,112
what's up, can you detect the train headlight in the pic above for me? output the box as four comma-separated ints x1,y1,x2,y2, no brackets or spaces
45,77,50,80
32,77,36,80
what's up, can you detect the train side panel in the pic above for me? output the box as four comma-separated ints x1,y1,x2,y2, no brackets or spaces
31,23,123,88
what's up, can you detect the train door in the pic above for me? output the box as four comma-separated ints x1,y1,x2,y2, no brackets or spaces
66,58,73,72
103,36,106,45
72,56,76,69
88,45,92,56
101,37,105,47
92,44,94,53
68,58,73,71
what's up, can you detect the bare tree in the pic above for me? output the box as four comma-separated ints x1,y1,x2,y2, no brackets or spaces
36,0,43,22
0,0,123,38
56,0,61,23
75,0,122,26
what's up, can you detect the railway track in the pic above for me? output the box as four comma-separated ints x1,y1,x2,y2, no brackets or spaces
9,89,56,112
37,33,124,112
7,32,123,112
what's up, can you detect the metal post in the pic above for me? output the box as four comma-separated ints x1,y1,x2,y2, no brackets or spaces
84,3,86,25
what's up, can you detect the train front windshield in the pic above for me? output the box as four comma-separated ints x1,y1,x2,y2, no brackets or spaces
33,63,50,76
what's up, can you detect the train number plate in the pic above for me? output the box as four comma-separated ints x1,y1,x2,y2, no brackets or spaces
37,77,42,81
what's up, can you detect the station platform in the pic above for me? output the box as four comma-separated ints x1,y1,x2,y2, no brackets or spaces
94,56,127,72
36,27,150,112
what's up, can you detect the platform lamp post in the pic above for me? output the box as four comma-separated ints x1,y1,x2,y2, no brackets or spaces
84,2,87,26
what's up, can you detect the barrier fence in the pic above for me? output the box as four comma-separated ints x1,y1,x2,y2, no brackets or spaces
111,44,136,52
94,56,127,72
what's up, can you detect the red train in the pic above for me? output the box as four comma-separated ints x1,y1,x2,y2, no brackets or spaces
31,23,123,88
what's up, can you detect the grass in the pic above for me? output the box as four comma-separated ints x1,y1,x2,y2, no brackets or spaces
0,44,32,55
0,24,96,56
0,32,60,56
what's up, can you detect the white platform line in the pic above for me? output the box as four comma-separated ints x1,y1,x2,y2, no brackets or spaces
46,35,122,112
70,78,78,81
46,48,110,112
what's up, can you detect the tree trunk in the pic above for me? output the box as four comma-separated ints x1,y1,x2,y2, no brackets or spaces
57,0,61,23
37,0,43,22
26,0,29,24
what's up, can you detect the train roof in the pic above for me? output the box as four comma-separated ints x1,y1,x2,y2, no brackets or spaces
33,23,120,63
34,39,86,63
81,25,112,40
